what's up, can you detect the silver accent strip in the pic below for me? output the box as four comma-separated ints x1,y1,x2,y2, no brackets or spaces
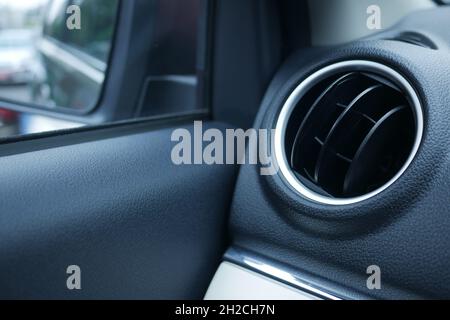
205,262,321,300
274,60,424,206
225,248,343,300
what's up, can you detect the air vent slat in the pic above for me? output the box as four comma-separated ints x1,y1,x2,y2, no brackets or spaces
290,72,377,177
361,72,404,91
313,84,383,183
313,114,375,195
283,64,420,201
314,137,324,145
290,73,356,167
343,105,411,196
356,112,377,124
336,153,352,163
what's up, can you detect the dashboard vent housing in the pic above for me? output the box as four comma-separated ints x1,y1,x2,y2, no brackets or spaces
393,32,438,50
274,61,423,205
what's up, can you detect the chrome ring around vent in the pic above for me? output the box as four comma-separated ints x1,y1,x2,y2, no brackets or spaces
274,60,424,206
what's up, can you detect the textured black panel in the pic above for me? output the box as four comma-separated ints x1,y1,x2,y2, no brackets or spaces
230,39,450,299
0,122,236,299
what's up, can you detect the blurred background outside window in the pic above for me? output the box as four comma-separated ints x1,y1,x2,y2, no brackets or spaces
0,0,118,138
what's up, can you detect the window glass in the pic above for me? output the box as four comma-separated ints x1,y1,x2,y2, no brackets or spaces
0,0,202,139
0,0,118,112
44,0,118,62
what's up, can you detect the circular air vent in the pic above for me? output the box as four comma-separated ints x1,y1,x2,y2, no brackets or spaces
274,60,423,205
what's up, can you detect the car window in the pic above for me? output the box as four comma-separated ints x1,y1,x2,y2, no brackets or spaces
0,0,202,139
0,33,34,48
0,0,118,112
44,0,118,62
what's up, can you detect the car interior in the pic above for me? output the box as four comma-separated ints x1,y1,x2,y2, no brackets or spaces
0,0,450,300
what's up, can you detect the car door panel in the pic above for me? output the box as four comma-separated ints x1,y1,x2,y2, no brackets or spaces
0,121,236,299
